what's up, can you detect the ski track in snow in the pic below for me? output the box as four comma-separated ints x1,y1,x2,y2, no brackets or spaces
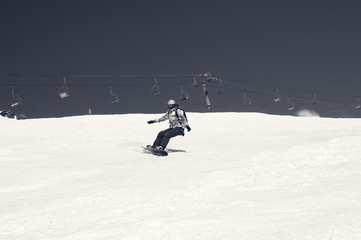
1,113,361,240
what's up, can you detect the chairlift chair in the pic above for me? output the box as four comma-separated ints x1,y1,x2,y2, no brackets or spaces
311,92,318,106
328,103,336,113
287,97,295,111
273,88,281,103
192,77,200,87
58,85,70,98
216,78,224,94
10,86,21,107
151,77,160,96
110,95,119,104
355,97,361,109
109,86,119,104
11,95,21,107
58,76,70,98
243,92,252,106
180,85,189,101
11,96,21,107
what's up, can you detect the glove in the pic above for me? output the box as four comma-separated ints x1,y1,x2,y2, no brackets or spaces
186,126,191,132
147,120,156,124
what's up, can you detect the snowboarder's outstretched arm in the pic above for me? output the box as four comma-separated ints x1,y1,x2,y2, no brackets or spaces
147,113,169,124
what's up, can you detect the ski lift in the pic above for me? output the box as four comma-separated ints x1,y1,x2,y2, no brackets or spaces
192,72,219,87
273,88,281,103
311,92,318,106
328,103,336,113
58,76,70,98
216,78,224,94
10,85,21,107
287,97,295,111
109,86,119,104
180,85,189,101
355,97,361,109
243,92,252,106
151,77,160,96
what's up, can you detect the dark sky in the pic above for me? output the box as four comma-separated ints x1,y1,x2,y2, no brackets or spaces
1,0,361,118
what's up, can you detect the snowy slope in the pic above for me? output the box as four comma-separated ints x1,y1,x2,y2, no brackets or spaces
1,112,361,240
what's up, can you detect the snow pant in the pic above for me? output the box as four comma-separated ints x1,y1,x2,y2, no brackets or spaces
152,127,185,149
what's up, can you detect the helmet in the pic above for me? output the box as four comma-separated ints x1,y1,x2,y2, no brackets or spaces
167,99,176,105
167,99,177,109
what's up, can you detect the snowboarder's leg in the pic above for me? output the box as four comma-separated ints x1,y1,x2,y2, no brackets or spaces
152,129,167,148
159,127,184,149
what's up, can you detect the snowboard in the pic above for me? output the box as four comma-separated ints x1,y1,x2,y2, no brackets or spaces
142,146,168,156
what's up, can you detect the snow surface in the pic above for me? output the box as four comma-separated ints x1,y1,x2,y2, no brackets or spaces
1,112,361,240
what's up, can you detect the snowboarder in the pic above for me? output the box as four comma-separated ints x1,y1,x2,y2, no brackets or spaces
147,99,191,150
